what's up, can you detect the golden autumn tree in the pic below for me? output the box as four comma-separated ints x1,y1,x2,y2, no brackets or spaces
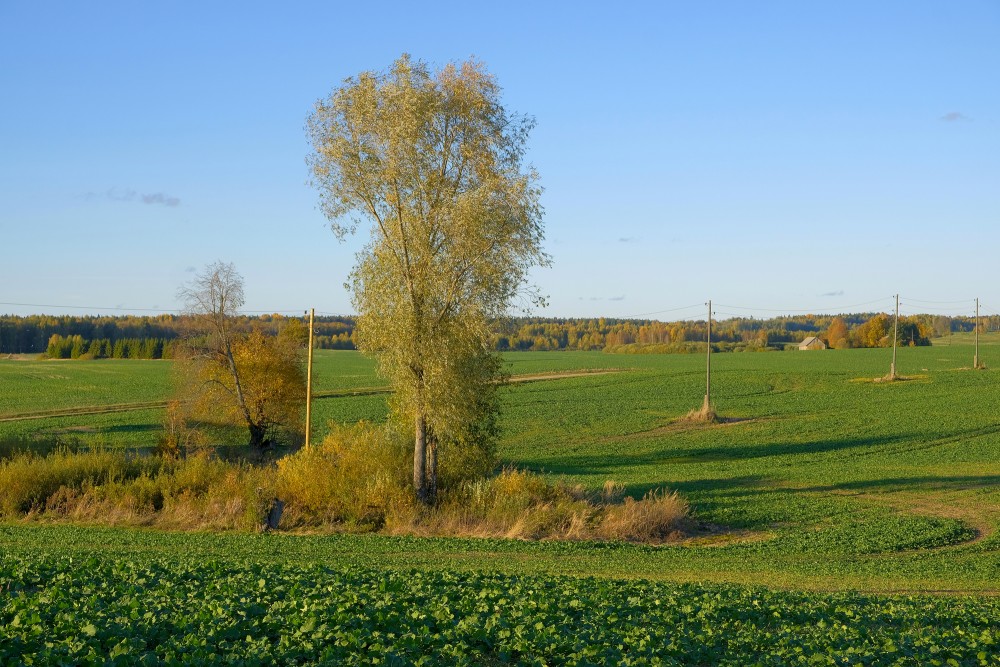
307,55,548,502
851,313,892,348
176,262,306,453
825,316,850,349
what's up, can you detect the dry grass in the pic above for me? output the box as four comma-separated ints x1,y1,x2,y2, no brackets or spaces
681,398,720,424
872,373,927,384
0,449,272,530
0,429,692,544
389,471,690,543
598,489,689,542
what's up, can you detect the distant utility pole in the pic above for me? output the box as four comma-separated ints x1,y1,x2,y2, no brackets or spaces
704,299,712,411
890,294,899,380
889,294,899,380
975,298,981,370
305,308,315,450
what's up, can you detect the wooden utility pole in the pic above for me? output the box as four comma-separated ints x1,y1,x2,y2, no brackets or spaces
305,308,315,450
704,300,712,411
975,297,981,369
890,294,899,380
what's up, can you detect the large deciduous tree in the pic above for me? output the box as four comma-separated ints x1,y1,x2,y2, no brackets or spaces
307,55,547,502
177,262,306,453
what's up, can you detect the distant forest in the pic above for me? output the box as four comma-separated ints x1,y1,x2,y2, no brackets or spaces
1,312,994,357
0,314,355,357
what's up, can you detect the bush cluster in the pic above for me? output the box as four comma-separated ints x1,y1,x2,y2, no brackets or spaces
0,426,690,543
0,449,271,530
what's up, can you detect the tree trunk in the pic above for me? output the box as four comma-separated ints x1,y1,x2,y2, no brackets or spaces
413,413,428,503
224,342,257,444
248,421,268,453
426,430,438,505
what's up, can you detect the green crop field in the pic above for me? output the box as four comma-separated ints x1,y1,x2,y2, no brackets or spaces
2,530,998,665
2,341,999,663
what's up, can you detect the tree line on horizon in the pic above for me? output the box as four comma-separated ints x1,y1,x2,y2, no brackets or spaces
0,313,356,355
1,311,993,357
497,312,990,351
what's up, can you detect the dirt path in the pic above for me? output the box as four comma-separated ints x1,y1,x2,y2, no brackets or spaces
0,369,624,423
0,401,170,422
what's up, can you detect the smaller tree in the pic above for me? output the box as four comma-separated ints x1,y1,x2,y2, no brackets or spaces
825,317,849,349
851,313,891,348
898,316,932,347
176,262,306,452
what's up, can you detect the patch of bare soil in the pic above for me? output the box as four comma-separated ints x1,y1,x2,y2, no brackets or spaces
850,374,930,384
679,525,777,548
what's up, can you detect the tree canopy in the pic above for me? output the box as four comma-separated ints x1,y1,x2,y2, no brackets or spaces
175,262,306,453
307,55,548,501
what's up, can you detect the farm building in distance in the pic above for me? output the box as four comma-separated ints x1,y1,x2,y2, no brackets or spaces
798,336,827,350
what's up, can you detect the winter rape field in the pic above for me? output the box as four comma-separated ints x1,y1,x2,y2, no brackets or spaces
2,535,998,665
1,345,999,591
2,343,999,663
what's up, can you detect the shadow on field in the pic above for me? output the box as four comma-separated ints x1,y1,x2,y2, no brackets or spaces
101,424,161,434
533,433,915,476
796,475,1000,494
622,476,773,499
614,476,819,531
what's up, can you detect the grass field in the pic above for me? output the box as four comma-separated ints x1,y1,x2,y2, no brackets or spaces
2,340,999,663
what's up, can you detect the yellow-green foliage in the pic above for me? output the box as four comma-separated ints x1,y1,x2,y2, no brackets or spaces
0,450,271,530
0,431,689,542
420,469,593,540
410,470,690,542
0,449,161,515
276,423,410,529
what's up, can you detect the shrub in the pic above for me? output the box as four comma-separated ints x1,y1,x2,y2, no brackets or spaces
598,489,689,541
0,449,160,515
411,470,690,543
276,423,411,529
0,439,690,543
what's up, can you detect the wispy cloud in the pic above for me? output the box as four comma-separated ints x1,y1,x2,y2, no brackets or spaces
141,192,181,206
83,187,181,207
821,290,844,297
185,266,197,273
940,111,970,122
618,237,637,243
579,295,626,302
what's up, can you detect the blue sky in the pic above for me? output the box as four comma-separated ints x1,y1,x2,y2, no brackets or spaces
1,1,997,321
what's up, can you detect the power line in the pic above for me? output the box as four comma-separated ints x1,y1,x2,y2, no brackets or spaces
898,303,974,315
622,303,704,318
0,301,328,316
901,297,975,305
4,297,998,321
0,301,176,312
714,297,893,314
